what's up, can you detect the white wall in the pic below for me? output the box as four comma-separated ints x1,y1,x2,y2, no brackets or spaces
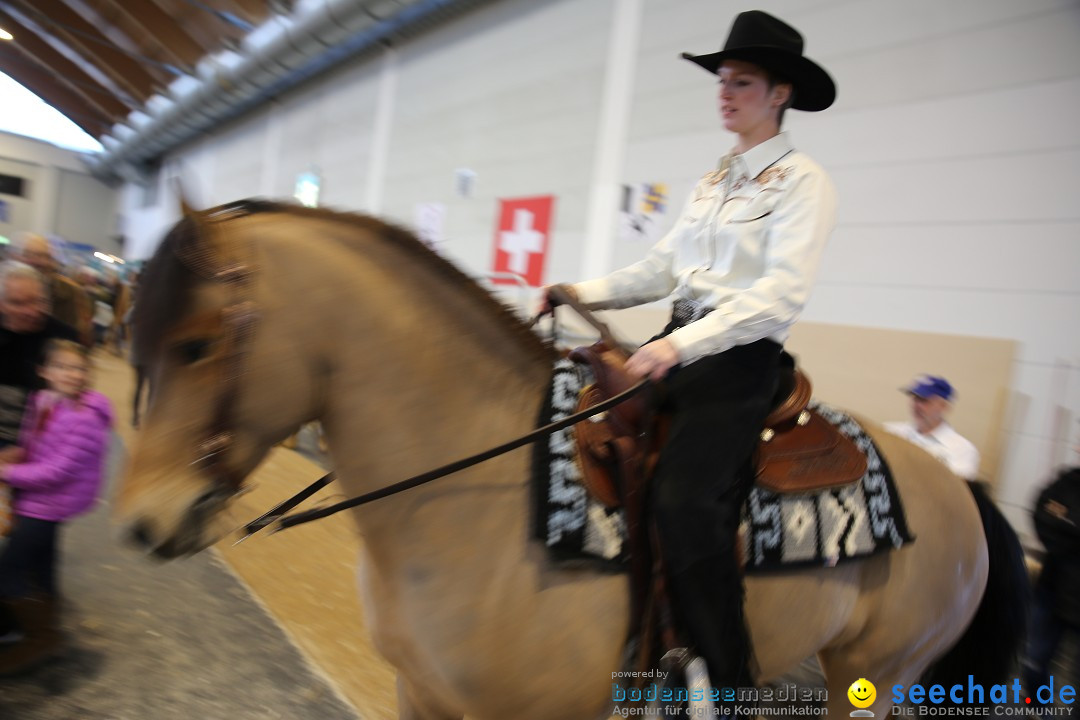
118,0,1080,539
0,131,121,255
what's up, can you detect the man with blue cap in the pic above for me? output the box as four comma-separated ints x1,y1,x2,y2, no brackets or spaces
885,375,980,479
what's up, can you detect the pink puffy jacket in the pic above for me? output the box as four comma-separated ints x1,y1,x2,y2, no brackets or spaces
5,389,114,522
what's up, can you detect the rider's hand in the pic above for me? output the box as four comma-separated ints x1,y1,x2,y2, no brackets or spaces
625,339,680,382
538,284,578,315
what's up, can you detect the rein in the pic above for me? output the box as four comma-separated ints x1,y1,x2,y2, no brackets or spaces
234,283,646,541
237,376,648,540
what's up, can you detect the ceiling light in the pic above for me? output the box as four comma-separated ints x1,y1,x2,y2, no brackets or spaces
0,28,12,41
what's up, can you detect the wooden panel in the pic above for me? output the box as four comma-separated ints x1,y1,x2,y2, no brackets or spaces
11,0,164,100
556,306,1015,491
96,0,208,70
0,8,132,120
784,322,1015,489
0,43,112,136
150,0,250,51
216,0,274,26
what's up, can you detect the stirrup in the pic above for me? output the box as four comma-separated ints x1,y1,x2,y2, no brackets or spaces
658,648,716,715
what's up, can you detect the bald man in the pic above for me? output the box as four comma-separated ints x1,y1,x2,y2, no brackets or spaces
16,234,90,343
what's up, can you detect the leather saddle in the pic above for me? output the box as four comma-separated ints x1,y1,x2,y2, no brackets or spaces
567,342,867,510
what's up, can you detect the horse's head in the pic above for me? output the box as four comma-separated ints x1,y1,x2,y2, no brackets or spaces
117,202,324,558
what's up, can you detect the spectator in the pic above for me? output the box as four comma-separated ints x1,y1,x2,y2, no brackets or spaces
14,234,91,344
0,262,80,448
1024,463,1080,695
0,339,114,674
92,294,114,349
884,375,980,479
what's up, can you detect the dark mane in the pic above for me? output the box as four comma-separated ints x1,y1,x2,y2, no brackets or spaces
133,200,554,366
132,216,199,366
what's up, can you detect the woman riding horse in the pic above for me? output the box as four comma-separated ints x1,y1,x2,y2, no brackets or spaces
545,10,837,693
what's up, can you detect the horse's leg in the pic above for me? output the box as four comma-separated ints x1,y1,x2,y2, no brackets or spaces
819,651,926,718
397,675,463,720
745,563,861,684
817,428,991,718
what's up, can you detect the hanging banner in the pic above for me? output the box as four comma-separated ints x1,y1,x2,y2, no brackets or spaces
618,182,668,245
414,202,446,253
491,195,554,287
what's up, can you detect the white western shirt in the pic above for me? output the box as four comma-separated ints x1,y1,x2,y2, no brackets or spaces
883,420,982,480
574,133,837,365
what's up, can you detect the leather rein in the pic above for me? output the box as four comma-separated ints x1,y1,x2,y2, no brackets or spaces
169,212,643,543
234,286,646,541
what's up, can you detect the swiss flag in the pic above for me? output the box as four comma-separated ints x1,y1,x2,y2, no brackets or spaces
491,196,555,287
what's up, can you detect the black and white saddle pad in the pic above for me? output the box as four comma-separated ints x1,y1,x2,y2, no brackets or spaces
531,361,914,573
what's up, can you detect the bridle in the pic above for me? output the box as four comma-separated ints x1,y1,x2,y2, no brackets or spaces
167,201,648,542
173,201,263,496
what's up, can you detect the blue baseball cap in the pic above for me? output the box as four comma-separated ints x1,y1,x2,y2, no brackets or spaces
903,375,954,401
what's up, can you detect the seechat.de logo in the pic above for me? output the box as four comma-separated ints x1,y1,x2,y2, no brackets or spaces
891,675,1076,716
849,678,878,718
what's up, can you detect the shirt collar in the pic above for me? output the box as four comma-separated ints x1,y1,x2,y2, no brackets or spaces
928,422,955,443
731,133,794,181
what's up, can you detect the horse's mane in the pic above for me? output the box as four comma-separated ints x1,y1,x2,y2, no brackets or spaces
133,200,554,366
132,216,198,367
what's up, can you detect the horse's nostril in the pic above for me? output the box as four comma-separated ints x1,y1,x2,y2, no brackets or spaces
130,520,155,550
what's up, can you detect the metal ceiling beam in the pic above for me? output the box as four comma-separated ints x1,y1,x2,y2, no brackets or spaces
89,0,501,180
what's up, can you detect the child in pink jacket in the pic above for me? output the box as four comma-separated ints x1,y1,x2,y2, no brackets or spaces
0,339,113,674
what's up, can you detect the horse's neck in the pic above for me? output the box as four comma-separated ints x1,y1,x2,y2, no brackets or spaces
326,334,547,600
270,222,549,542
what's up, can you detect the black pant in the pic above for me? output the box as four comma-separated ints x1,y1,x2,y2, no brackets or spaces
650,333,782,688
0,515,60,599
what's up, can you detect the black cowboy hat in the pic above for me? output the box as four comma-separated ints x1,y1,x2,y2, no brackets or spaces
681,10,836,112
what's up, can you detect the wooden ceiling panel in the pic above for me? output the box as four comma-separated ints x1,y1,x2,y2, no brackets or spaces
148,0,251,55
0,42,112,136
91,0,205,71
9,0,166,99
0,7,133,119
0,0,286,139
216,0,274,27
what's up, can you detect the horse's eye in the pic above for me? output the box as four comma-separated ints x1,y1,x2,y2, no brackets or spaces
177,339,212,365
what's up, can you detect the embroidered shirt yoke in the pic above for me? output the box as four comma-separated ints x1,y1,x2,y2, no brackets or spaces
574,132,837,364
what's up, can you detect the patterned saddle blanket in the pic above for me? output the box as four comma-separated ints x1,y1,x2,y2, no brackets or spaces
531,359,915,573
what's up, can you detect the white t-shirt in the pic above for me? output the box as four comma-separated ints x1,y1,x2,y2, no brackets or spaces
883,420,981,479
93,299,114,327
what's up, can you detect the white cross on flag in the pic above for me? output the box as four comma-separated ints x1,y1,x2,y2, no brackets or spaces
491,196,554,287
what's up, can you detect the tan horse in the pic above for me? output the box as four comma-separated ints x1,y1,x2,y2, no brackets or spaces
117,201,1027,720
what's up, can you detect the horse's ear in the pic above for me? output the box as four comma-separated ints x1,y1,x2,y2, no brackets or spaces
173,178,199,219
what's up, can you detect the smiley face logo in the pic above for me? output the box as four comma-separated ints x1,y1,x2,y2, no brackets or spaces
848,678,877,709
